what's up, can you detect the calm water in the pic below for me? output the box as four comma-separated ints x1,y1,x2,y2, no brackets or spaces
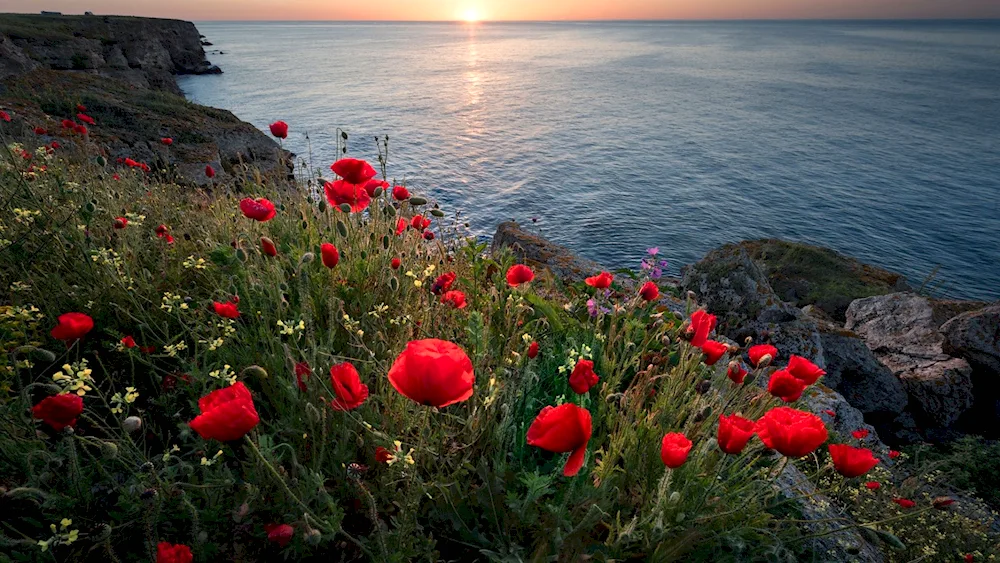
179,21,1000,301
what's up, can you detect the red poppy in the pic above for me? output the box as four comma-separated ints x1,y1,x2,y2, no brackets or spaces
75,123,88,135
727,361,748,384
392,185,410,200
527,341,539,359
660,432,693,468
527,403,592,477
239,198,277,222
441,290,467,309
851,428,870,440
189,382,260,441
755,407,828,458
717,414,755,455
121,335,137,348
966,555,975,563
893,498,915,509
32,394,84,431
156,542,193,563
77,113,95,125
375,446,392,463
161,137,173,145
701,340,728,366
768,369,807,402
888,450,901,459
155,224,169,237
506,264,535,287
205,165,216,178
748,344,778,367
0,110,10,122
114,217,128,229
410,214,431,231
391,257,401,270
51,312,94,342
320,243,340,268
260,236,278,257
569,359,599,394
269,120,289,139
787,355,826,385
829,444,879,478
324,180,371,213
34,127,47,135
264,523,294,547
423,231,435,241
584,271,613,289
865,481,881,490
164,234,175,244
295,361,311,391
388,339,474,407
213,300,240,319
639,281,659,301
62,119,75,129
76,104,87,112
361,179,389,197
395,217,407,236
432,272,457,295
329,362,368,411
50,141,61,149
331,158,377,185
688,309,717,347
824,409,836,417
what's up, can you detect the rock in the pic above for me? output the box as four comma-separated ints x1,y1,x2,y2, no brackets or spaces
492,221,605,284
942,303,1000,376
739,239,909,321
846,293,974,428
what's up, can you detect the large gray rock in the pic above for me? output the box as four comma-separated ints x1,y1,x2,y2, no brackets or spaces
941,303,1000,376
846,293,974,428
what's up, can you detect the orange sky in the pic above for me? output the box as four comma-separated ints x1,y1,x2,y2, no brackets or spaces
9,0,1000,20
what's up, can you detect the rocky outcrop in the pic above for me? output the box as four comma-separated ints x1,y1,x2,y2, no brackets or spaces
0,14,220,95
942,304,1000,376
492,222,605,284
846,293,974,428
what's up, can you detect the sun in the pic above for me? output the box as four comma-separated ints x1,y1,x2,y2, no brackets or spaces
461,8,481,23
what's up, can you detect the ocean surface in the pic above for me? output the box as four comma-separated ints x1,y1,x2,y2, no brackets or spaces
179,21,1000,301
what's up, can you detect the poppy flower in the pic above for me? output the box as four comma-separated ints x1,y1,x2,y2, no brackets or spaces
966,555,975,563
361,178,389,197
933,496,955,509
74,124,88,135
388,339,474,407
639,281,659,301
264,523,294,547
294,361,311,392
213,300,240,319
701,340,728,366
51,312,94,343
320,243,339,268
569,358,599,394
0,110,10,122
687,309,717,347
77,113,95,125
727,361,748,384
156,542,193,563
375,446,391,463
260,236,278,257
755,407,828,458
787,355,826,385
432,272,456,295
50,141,61,149
32,394,84,431
331,158,377,185
269,120,289,139
441,290,467,309
113,217,128,229
851,428,869,440
888,450,901,459
748,344,778,368
865,481,881,490
660,432,693,468
717,414,755,455
585,271,613,289
155,224,169,238
422,231,435,241
205,165,216,178
768,369,807,402
527,403,592,477
828,444,879,478
34,127,47,135
76,104,87,112
62,119,75,129
824,409,836,417
506,264,534,287
188,382,260,441
395,218,407,236
391,257,401,270
239,198,277,222
410,214,431,231
323,180,371,213
161,137,173,145
527,341,539,359
329,362,368,411
392,185,410,200
893,498,915,509
121,335,137,348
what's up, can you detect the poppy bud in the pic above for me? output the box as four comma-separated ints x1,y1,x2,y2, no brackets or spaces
234,502,250,522
260,236,278,257
236,248,248,262
337,221,348,237
409,197,427,206
242,365,269,380
932,496,955,509
373,187,384,198
696,380,712,395
96,156,107,166
318,199,328,213
101,441,119,459
390,277,399,291
431,209,445,217
122,416,142,433
669,492,681,504
300,252,315,265
382,235,390,249
385,205,396,216
304,527,322,545
339,203,352,213
305,403,322,425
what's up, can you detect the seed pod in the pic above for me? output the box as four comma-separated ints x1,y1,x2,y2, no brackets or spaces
336,221,348,237
408,197,427,206
430,209,445,218
302,220,308,230
122,416,142,433
96,156,107,166
338,203,352,213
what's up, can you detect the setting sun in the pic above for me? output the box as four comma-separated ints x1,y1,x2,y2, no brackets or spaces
461,8,481,22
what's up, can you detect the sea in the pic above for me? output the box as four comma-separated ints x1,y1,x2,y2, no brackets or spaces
178,20,1000,301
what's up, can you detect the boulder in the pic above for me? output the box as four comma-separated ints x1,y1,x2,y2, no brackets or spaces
846,293,974,428
941,303,1000,376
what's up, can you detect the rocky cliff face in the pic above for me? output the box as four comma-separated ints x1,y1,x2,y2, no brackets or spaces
0,14,220,95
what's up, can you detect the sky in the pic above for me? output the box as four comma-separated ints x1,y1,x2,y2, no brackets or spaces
9,0,1000,21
